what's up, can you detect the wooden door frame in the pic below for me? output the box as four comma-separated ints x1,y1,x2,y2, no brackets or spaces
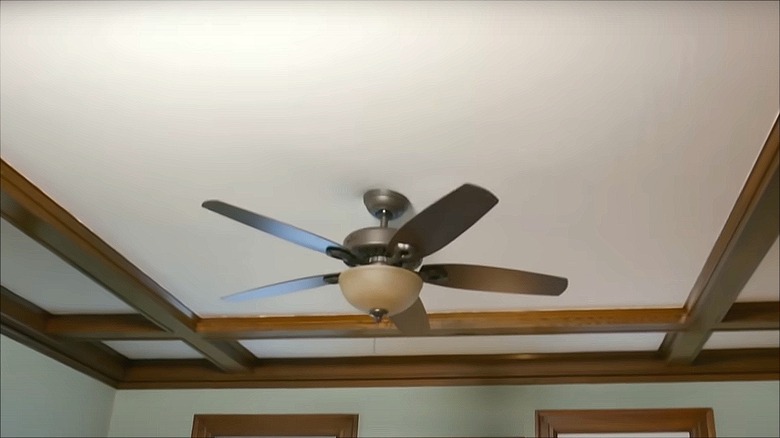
536,408,716,437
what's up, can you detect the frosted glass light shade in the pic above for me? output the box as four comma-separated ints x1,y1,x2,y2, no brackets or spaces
338,265,423,316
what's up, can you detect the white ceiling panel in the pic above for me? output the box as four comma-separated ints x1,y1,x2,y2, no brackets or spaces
1,1,778,316
704,331,780,350
736,238,779,302
240,338,375,358
375,333,664,356
0,219,135,314
102,340,203,359
240,333,664,358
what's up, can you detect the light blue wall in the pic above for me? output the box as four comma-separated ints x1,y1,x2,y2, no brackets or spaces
0,334,116,437
2,335,777,437
108,381,780,437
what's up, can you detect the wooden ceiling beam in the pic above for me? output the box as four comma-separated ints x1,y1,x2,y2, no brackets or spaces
661,117,780,364
0,159,254,372
718,301,780,331
197,307,684,339
46,314,176,340
118,348,779,389
40,301,778,340
0,286,127,386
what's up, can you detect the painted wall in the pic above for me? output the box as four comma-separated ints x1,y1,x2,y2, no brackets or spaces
0,335,116,437
108,381,779,437
2,334,776,437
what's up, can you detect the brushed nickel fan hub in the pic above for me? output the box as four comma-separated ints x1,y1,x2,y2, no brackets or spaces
343,226,397,258
342,227,421,269
363,189,410,220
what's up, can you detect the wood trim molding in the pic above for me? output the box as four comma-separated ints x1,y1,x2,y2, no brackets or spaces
719,301,780,330
196,302,778,339
118,348,779,389
0,286,127,385
39,301,777,341
197,307,684,339
536,408,716,437
45,314,176,340
6,291,776,389
191,414,358,437
0,159,254,371
662,117,780,363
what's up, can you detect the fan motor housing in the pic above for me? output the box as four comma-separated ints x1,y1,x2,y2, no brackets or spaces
342,227,421,269
343,227,397,259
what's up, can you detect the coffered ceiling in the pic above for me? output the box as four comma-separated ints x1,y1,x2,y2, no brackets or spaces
0,1,777,388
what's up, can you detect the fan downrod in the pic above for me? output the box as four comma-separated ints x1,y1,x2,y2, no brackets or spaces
341,189,420,268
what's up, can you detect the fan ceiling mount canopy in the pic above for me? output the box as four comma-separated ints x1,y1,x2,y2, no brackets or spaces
203,184,568,334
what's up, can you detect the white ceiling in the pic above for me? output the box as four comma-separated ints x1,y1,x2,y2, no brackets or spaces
102,332,665,359
103,340,203,360
241,332,665,358
1,1,778,319
704,331,780,350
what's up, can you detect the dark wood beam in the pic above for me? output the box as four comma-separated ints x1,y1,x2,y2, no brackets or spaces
198,307,685,339
662,118,780,363
118,348,779,389
0,286,126,386
718,301,780,331
1,159,254,371
42,301,777,340
46,314,175,340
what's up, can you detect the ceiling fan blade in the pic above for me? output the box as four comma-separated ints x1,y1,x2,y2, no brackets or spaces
203,200,345,255
419,264,567,296
222,273,340,302
388,184,498,258
389,298,430,335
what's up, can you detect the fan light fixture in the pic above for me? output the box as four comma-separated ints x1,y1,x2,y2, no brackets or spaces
338,264,423,320
203,183,568,335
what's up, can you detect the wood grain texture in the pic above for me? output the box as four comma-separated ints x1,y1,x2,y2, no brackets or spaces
196,307,684,339
191,414,358,437
118,348,779,389
41,302,776,341
536,408,715,437
46,314,175,339
0,159,254,371
663,117,779,363
0,286,127,385
719,301,780,330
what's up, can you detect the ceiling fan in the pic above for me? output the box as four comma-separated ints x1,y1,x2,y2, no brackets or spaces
203,184,567,335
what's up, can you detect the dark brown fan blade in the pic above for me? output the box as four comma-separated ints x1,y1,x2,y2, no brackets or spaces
389,298,430,335
222,273,340,302
388,184,498,258
203,200,346,255
419,264,567,296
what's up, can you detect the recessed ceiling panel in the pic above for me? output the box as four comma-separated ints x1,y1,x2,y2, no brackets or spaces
1,2,778,316
375,333,664,356
240,333,664,358
239,338,375,359
0,219,135,314
704,331,780,350
102,340,203,359
736,238,779,302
